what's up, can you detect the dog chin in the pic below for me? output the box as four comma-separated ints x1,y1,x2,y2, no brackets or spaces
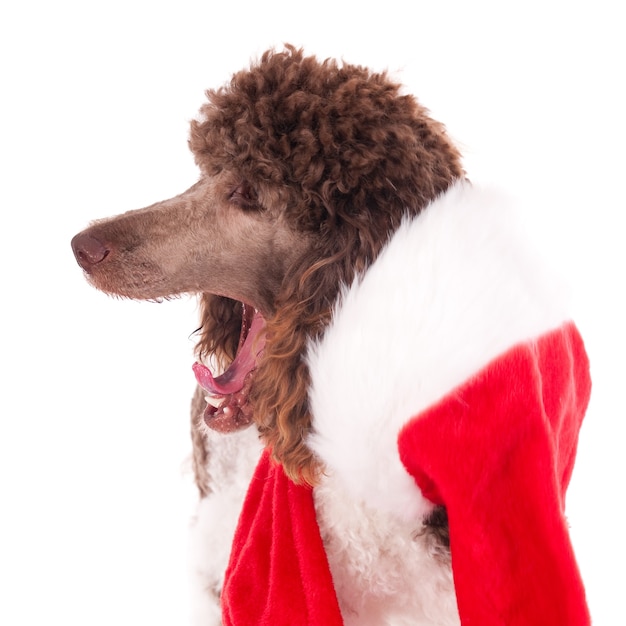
201,386,255,433
194,305,266,433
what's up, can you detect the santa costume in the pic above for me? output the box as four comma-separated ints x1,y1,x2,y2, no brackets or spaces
196,180,591,626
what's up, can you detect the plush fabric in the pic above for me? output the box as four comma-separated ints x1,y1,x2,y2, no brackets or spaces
399,322,591,625
222,451,343,626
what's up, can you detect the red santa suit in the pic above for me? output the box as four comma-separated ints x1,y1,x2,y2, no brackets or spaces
219,181,591,625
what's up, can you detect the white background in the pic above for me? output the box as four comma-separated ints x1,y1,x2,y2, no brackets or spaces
1,1,624,624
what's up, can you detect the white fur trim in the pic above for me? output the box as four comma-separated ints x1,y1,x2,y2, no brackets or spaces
307,180,570,520
314,475,460,625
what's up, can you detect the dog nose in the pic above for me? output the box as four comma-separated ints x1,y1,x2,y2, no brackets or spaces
71,232,110,269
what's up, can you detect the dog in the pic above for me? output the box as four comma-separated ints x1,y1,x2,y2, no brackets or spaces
72,46,591,626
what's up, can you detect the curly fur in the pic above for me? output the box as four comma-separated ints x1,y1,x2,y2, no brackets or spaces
189,45,463,484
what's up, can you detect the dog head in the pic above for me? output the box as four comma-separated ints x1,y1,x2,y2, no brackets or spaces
71,45,463,483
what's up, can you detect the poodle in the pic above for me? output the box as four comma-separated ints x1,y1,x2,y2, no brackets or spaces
71,46,591,626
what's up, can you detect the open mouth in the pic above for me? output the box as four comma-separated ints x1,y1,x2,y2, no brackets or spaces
192,304,266,433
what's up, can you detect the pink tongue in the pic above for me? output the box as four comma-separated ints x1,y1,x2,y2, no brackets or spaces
193,310,265,395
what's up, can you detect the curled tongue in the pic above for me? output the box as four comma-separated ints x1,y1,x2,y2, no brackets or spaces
193,307,266,395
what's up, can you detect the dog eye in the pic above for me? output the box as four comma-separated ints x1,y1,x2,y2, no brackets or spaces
229,182,257,210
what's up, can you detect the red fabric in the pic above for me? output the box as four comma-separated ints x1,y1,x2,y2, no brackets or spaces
222,450,344,626
398,322,592,625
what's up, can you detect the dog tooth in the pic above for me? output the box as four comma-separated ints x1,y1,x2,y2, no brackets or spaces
204,395,224,409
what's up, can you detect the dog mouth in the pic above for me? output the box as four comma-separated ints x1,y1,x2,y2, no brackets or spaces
192,304,266,433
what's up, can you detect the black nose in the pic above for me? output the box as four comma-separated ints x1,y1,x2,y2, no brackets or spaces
71,232,110,270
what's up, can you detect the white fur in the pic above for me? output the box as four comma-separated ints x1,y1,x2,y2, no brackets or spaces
314,474,460,626
307,180,570,520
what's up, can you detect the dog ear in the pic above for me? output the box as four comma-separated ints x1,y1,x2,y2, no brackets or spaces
252,247,344,486
195,294,243,372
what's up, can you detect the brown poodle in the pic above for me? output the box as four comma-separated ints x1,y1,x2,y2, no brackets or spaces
71,46,589,626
